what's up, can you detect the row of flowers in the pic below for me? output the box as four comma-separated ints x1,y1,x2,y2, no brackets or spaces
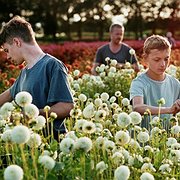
0,60,179,179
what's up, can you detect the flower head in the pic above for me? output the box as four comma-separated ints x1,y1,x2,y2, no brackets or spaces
117,112,131,128
129,111,142,125
4,164,23,180
140,172,154,180
75,137,92,152
60,137,75,154
96,161,108,173
24,104,39,118
38,155,55,170
114,165,130,180
11,125,30,144
15,91,32,107
27,133,42,148
115,131,130,146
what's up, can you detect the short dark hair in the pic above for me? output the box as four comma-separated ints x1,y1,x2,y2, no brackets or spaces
109,23,124,32
0,15,35,46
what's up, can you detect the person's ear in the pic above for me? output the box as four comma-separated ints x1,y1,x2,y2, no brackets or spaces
13,37,21,47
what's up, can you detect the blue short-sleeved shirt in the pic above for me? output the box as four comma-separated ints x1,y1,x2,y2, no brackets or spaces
10,54,73,133
95,43,137,64
130,72,180,129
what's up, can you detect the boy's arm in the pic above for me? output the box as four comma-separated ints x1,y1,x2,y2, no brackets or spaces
0,89,13,106
132,96,180,115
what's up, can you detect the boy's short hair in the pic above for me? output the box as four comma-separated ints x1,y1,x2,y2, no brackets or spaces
0,15,35,46
143,34,171,54
109,23,124,32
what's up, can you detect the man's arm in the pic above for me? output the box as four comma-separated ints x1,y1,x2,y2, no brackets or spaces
132,96,180,115
0,89,13,106
39,102,74,119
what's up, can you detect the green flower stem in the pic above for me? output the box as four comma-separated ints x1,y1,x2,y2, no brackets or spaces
31,147,38,179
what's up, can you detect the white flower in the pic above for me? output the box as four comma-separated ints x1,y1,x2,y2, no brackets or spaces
27,133,42,148
0,119,6,127
112,152,125,165
100,92,109,101
171,143,180,150
82,121,96,134
83,103,95,119
171,125,180,134
129,111,142,125
105,57,110,62
60,137,75,154
169,150,180,163
4,164,23,180
96,161,108,173
70,108,82,118
117,112,131,128
129,48,135,55
94,98,103,107
150,116,160,126
121,98,130,106
1,129,12,142
102,129,113,138
114,165,130,180
75,137,92,152
129,139,141,149
159,164,171,173
15,91,32,107
141,163,156,173
95,123,103,133
38,155,55,170
24,104,39,118
11,125,30,144
150,127,161,137
115,131,130,145
109,96,116,103
104,140,115,152
137,131,149,143
78,94,87,102
95,109,106,121
115,91,121,97
95,136,108,149
140,172,154,180
109,66,116,73
33,115,46,130
0,102,15,112
75,119,87,132
65,131,78,141
110,59,117,66
166,137,177,147
73,69,80,76
157,98,166,105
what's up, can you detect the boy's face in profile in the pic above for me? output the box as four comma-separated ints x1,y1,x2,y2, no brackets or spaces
145,48,171,76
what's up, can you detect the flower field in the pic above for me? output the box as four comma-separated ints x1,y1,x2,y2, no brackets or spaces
0,41,180,179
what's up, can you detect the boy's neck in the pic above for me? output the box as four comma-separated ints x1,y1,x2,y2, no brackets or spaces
146,70,166,81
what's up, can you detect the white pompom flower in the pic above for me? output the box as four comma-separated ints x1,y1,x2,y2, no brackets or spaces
83,103,95,119
33,115,46,130
114,165,130,180
24,104,39,118
100,92,109,101
1,129,12,142
15,91,32,107
166,137,177,147
171,125,180,134
129,111,142,125
38,155,55,170
115,131,130,146
137,131,149,143
27,133,42,148
11,125,30,144
60,137,75,154
96,161,108,173
78,93,87,102
82,121,96,134
129,48,135,55
140,172,154,180
75,137,92,152
4,164,24,180
122,98,130,106
117,112,131,128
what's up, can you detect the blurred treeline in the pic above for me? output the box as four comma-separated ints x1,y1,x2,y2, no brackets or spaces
0,0,179,41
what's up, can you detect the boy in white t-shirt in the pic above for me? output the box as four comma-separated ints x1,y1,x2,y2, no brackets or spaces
130,35,180,129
